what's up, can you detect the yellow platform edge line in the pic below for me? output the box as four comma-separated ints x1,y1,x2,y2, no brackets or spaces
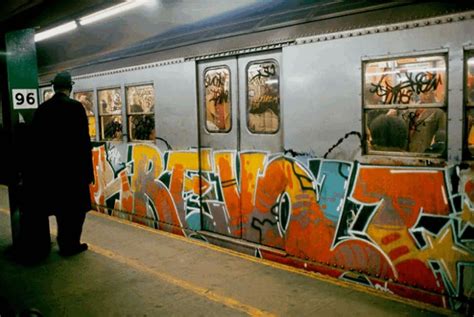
88,243,275,317
0,208,454,315
90,211,455,316
0,208,273,317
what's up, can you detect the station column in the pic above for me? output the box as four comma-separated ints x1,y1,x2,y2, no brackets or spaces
2,29,40,250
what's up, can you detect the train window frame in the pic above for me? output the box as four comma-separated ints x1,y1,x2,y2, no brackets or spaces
73,90,97,141
97,86,124,141
362,52,448,159
203,65,232,134
464,49,474,159
245,59,281,135
125,82,156,142
40,86,54,103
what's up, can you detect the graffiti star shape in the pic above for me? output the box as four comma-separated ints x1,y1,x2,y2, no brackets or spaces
421,224,472,297
457,199,474,242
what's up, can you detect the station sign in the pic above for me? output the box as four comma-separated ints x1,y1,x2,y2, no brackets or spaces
11,89,38,110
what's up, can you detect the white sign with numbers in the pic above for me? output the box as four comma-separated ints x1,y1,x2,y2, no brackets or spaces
12,89,38,109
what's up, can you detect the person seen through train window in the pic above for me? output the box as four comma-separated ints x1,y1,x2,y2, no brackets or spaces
424,130,446,156
129,92,143,113
77,94,94,116
369,114,408,151
29,71,93,257
387,91,446,153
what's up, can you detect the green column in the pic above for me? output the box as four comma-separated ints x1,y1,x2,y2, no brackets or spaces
6,29,39,123
4,28,39,247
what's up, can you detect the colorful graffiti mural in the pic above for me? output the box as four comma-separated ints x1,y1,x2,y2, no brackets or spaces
90,143,473,312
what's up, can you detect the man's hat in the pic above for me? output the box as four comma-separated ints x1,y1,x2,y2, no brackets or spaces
51,71,75,87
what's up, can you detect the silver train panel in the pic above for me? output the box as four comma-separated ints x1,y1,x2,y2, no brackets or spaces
282,18,473,162
72,61,198,151
154,62,198,150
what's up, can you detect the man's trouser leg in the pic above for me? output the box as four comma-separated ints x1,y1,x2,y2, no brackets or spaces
56,211,86,250
18,211,51,262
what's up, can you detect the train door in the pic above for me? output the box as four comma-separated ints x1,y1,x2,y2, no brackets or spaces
198,52,283,246
198,58,240,237
237,52,284,247
238,52,283,152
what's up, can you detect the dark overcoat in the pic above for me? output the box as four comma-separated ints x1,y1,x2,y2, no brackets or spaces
27,92,94,214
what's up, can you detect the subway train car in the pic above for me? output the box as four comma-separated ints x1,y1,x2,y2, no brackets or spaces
37,3,473,313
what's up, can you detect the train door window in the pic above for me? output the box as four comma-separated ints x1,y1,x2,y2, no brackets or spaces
204,67,232,133
363,54,447,157
98,87,123,141
246,60,280,134
125,84,155,141
74,91,97,140
465,51,474,158
43,89,54,102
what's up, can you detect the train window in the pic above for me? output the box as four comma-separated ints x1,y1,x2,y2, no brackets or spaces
74,91,97,140
204,67,231,133
43,89,54,102
247,61,280,134
465,52,474,158
98,87,123,141
363,55,447,157
125,84,155,141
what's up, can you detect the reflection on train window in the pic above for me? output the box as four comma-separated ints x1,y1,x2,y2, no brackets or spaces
247,61,280,134
126,84,155,141
98,88,123,141
74,91,96,140
466,53,474,157
204,67,231,133
363,55,447,157
43,89,54,102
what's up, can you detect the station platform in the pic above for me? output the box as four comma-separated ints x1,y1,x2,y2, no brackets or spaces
0,186,454,316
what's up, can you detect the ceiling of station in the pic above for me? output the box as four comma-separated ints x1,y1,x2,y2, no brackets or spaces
1,0,472,76
1,0,261,67
0,0,119,30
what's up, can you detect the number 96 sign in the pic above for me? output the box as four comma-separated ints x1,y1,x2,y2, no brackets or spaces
12,89,38,110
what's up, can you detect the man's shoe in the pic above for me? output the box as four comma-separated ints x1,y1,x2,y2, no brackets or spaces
59,243,88,256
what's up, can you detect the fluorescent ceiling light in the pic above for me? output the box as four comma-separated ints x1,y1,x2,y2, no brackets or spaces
35,21,78,42
79,0,147,26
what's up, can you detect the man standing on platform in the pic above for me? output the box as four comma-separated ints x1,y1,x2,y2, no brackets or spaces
30,71,93,256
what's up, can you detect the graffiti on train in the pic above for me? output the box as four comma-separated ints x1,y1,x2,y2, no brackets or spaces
90,143,473,309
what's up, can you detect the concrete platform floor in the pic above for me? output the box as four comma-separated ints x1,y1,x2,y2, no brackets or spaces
0,195,455,316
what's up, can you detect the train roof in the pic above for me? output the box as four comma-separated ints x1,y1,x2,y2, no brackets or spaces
37,1,474,82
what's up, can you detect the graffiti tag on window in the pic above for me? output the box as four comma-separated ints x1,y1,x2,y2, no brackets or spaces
363,55,448,157
364,56,446,106
204,67,231,133
250,63,276,83
247,61,280,133
370,71,442,104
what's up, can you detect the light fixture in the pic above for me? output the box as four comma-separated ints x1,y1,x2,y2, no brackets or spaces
79,0,148,26
34,21,78,42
